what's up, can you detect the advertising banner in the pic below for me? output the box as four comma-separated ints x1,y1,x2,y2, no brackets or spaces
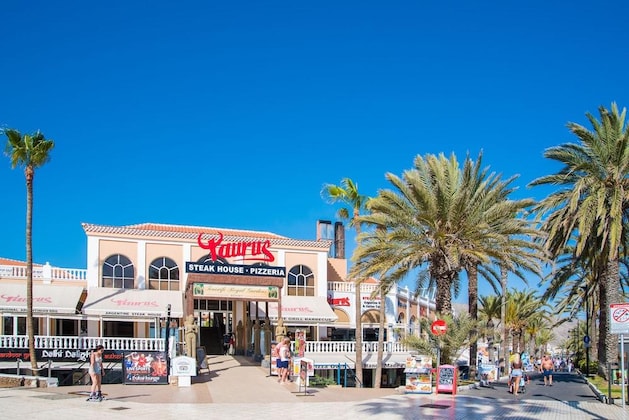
0,348,122,364
123,351,168,385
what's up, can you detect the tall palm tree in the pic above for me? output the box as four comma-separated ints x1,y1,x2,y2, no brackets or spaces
457,155,543,376
504,289,544,354
530,103,629,378
321,178,370,387
3,128,55,371
500,264,508,372
479,295,502,362
352,153,542,317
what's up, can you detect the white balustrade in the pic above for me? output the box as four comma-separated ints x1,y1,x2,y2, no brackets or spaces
0,264,87,282
1,335,410,355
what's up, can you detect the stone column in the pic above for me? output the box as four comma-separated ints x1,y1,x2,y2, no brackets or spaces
263,317,272,357
253,319,261,358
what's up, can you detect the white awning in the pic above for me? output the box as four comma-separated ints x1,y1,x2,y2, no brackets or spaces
0,283,84,315
253,296,338,323
82,288,184,318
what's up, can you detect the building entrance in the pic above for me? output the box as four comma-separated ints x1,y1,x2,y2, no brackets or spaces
194,299,233,355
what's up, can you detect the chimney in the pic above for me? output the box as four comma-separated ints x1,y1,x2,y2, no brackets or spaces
334,222,345,259
316,220,332,241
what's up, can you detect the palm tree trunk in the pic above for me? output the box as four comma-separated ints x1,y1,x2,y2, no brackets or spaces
25,165,38,370
500,265,507,377
467,265,478,379
598,258,621,379
375,287,385,388
355,279,363,387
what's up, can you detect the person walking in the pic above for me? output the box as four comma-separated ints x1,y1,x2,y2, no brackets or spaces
87,345,105,401
540,354,554,386
509,358,524,396
278,337,292,384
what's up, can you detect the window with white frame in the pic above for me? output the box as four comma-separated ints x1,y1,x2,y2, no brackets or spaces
148,257,180,290
102,254,135,288
287,264,315,296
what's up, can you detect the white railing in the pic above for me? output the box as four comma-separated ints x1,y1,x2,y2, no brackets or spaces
327,281,379,294
0,335,411,354
0,335,165,351
0,264,87,282
306,340,409,353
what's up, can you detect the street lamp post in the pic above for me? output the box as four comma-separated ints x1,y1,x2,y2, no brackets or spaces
585,290,590,377
580,286,590,376
165,304,172,378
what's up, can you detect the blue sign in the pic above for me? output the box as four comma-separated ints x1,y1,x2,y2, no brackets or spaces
583,335,591,344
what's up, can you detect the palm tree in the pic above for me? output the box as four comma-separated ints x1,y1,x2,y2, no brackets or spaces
351,153,542,317
504,289,544,354
3,128,55,371
321,178,370,387
479,295,502,362
404,312,478,364
530,103,629,378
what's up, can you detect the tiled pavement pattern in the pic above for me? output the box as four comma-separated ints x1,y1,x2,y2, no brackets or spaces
2,355,627,419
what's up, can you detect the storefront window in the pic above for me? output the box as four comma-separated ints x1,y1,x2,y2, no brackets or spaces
2,316,14,335
103,321,133,337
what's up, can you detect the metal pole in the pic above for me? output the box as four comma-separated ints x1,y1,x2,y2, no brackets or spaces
621,334,625,408
586,293,590,377
165,304,171,378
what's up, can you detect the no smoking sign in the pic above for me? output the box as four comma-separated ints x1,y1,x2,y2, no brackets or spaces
610,303,629,334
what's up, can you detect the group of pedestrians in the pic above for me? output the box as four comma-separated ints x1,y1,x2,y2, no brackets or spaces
507,353,555,397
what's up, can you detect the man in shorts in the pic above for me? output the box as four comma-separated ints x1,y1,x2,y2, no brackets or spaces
540,355,554,386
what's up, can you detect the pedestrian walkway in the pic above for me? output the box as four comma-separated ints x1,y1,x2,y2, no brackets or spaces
1,355,627,419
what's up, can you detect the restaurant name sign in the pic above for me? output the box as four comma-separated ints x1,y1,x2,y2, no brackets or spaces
198,232,275,262
193,283,279,300
186,261,286,277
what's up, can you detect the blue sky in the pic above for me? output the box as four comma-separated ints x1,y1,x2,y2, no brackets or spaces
1,1,627,303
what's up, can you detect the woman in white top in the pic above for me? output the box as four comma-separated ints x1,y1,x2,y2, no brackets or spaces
279,337,292,384
88,345,105,401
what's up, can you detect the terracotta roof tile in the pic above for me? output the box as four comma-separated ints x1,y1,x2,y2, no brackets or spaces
82,222,332,249
0,257,43,267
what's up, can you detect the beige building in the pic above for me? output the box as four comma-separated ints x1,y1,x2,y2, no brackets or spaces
81,221,344,355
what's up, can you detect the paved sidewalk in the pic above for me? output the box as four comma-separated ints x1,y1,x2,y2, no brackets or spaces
1,355,627,419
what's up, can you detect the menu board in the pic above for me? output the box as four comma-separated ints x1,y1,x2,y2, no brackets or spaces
123,351,168,385
436,365,457,394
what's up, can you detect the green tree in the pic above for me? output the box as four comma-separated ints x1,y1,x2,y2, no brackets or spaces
351,152,542,317
530,103,629,378
321,178,370,387
405,313,478,365
504,289,544,354
3,128,55,371
479,295,502,362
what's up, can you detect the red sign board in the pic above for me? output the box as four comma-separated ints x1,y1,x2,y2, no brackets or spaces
197,232,274,262
431,319,447,335
436,364,457,394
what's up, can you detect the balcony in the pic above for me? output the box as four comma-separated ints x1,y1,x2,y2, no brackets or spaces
0,263,87,283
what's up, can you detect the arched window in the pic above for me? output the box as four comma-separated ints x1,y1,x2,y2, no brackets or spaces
102,254,134,288
287,265,314,296
149,257,180,290
196,255,229,264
